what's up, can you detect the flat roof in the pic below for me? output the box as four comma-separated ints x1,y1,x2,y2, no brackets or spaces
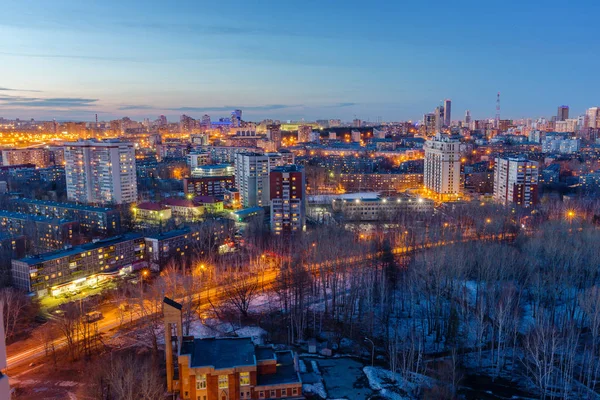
13,198,115,213
145,228,191,240
233,207,264,217
15,233,143,265
257,351,301,386
180,337,256,369
0,210,75,224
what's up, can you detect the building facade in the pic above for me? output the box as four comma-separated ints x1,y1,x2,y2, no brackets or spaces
235,153,270,208
12,233,146,297
332,195,433,221
163,298,302,400
12,198,120,235
423,133,461,201
184,176,235,197
493,157,539,208
270,165,306,234
2,148,51,168
339,173,423,193
0,210,79,252
64,139,137,205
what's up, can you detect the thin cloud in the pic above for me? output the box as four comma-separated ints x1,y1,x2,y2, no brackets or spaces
0,51,147,63
0,94,98,108
333,102,358,107
118,104,157,111
0,87,42,93
118,104,300,112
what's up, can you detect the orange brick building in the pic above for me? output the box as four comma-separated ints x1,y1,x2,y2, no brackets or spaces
164,298,303,400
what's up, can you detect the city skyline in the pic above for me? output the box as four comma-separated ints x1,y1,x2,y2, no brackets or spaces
2,0,600,121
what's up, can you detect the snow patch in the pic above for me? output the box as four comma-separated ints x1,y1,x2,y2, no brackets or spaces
302,382,327,399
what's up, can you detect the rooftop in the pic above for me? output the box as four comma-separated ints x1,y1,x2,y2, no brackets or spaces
135,202,169,211
180,337,256,369
15,233,143,265
145,227,191,240
162,198,198,208
271,164,303,173
256,351,301,386
232,207,264,217
0,210,75,225
13,198,115,212
194,195,222,204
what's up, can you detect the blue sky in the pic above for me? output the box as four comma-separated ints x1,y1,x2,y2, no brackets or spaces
0,0,599,122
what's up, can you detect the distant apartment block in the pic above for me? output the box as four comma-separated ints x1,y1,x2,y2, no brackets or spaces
64,139,137,205
270,165,306,234
424,133,461,201
2,147,51,168
339,173,423,193
541,134,580,154
12,233,146,297
207,146,262,164
12,198,121,235
0,210,79,252
332,194,433,221
187,151,211,173
184,176,235,197
493,157,539,208
235,153,270,208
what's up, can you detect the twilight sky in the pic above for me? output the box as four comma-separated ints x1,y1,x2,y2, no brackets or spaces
0,0,599,122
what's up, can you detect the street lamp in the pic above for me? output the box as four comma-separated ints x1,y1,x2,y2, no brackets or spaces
364,337,375,367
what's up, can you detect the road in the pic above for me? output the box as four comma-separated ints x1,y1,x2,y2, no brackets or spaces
6,269,278,370
7,233,510,370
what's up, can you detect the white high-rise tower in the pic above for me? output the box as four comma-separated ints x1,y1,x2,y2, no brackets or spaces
65,139,137,205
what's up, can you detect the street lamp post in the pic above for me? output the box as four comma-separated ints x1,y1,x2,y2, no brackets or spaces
364,337,375,367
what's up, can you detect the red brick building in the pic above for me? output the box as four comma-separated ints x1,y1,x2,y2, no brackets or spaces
164,298,303,400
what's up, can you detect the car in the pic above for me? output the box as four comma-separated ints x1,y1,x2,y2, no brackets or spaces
84,311,103,323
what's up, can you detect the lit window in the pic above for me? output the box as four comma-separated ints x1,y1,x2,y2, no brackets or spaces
240,371,250,386
196,374,207,389
218,375,228,389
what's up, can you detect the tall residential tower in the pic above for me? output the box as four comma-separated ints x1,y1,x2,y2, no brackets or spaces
65,140,137,205
424,133,461,201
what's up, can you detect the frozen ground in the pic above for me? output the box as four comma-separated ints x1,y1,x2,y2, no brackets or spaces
302,357,373,399
363,366,435,400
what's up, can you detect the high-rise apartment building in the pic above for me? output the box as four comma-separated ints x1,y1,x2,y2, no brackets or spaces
187,151,210,174
586,107,600,129
269,165,306,234
493,157,539,208
231,109,242,127
557,105,569,121
267,124,282,145
434,106,444,132
424,133,461,201
235,153,270,208
200,114,211,130
423,113,436,136
64,140,137,205
297,125,312,143
2,148,51,168
444,99,452,126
